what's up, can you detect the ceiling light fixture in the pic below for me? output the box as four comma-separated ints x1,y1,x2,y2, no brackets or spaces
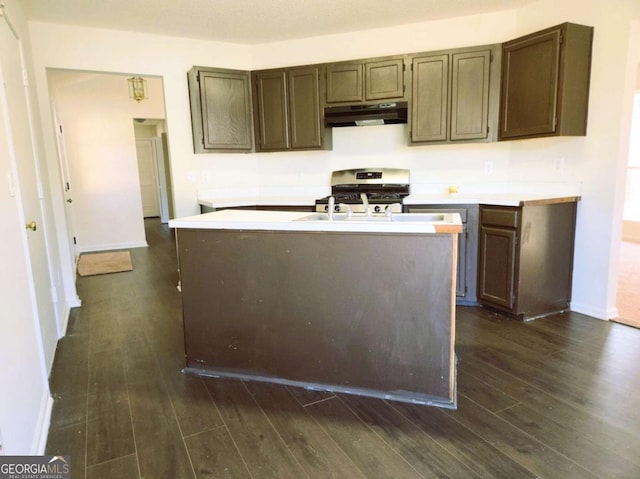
128,76,147,102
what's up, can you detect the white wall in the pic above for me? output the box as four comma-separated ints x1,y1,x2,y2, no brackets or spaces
26,1,640,320
252,10,519,67
49,71,165,252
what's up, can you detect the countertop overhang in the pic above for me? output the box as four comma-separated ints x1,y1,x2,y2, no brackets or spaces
169,209,463,234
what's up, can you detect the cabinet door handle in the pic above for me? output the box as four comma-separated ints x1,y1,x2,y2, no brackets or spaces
26,221,37,231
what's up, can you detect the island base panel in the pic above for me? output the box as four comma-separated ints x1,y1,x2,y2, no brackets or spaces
177,229,457,407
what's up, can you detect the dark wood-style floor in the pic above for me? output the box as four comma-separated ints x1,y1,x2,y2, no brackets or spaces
46,219,640,479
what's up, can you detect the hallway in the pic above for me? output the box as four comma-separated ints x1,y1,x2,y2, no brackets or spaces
46,219,640,479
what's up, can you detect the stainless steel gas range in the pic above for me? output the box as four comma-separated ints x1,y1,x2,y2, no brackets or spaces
315,168,410,214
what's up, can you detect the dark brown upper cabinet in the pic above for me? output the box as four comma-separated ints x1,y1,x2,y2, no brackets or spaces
253,71,289,150
410,45,500,145
187,66,253,153
252,66,330,152
410,54,449,142
365,59,405,101
499,22,593,140
325,63,363,103
325,57,405,104
288,68,328,149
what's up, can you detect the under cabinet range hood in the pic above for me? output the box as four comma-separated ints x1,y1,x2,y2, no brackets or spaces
324,102,408,127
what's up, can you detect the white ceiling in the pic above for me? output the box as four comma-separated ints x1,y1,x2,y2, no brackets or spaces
21,0,535,45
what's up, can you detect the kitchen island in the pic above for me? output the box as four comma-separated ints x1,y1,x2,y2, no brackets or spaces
170,209,463,408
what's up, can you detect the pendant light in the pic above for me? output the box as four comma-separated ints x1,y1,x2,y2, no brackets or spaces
128,76,147,102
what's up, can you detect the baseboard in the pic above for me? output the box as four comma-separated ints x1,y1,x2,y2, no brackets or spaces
59,296,81,339
77,241,148,254
570,301,612,320
68,295,81,308
32,392,53,455
59,304,71,337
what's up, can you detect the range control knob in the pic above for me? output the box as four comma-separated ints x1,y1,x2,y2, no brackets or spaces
334,205,341,212
374,205,382,213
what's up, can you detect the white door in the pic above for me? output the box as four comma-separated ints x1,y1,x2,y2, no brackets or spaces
136,138,160,217
0,19,58,368
0,61,49,455
53,107,78,262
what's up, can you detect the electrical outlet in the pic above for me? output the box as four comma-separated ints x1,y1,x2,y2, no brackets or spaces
484,161,494,175
553,157,565,175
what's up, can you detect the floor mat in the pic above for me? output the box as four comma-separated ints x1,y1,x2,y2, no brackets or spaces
77,251,132,276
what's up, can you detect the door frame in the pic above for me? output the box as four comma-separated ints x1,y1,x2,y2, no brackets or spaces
152,137,170,223
52,106,79,265
133,119,171,223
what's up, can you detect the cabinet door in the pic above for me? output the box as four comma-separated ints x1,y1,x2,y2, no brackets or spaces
500,29,561,139
451,50,491,140
411,54,449,142
198,69,253,150
254,71,289,150
365,59,404,101
288,68,322,149
326,63,363,103
478,226,517,310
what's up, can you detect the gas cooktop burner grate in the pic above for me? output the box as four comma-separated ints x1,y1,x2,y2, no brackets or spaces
331,193,360,202
368,192,404,201
319,193,406,204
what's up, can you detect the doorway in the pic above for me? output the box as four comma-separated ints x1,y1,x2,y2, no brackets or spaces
134,119,172,223
47,70,171,253
616,90,640,328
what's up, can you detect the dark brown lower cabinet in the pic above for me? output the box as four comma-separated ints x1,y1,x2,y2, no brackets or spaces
478,225,517,309
478,200,578,320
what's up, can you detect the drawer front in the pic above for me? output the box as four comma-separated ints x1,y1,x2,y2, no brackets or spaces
481,207,519,228
407,207,468,223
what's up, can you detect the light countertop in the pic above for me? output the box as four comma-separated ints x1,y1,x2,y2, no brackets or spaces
197,192,580,209
169,209,463,234
404,193,581,207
